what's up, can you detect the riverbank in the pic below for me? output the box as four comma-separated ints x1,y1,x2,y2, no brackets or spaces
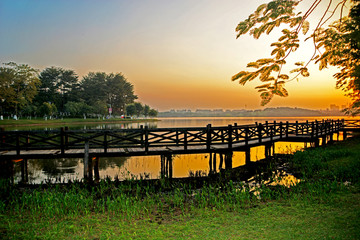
1,136,359,239
0,118,158,128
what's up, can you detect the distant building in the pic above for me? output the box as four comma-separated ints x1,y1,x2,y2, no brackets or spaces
195,109,212,113
176,109,191,113
232,109,246,113
330,104,340,111
212,109,224,113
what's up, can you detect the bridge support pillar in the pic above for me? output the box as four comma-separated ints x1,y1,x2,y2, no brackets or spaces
219,153,224,170
322,136,327,145
0,159,14,184
314,138,320,148
245,148,251,165
83,141,93,182
225,152,233,170
160,154,173,179
265,143,273,159
209,153,213,174
343,130,347,140
20,158,28,183
328,133,334,144
213,153,217,174
93,157,100,183
209,152,220,174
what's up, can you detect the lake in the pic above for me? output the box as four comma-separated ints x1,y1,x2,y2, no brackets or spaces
9,116,356,184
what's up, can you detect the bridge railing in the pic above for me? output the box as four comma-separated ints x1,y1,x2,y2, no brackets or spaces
0,119,351,155
343,120,360,128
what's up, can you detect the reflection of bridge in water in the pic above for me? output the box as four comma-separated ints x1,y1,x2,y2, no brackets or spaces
1,119,360,182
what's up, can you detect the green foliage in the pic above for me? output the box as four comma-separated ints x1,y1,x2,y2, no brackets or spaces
0,62,40,115
291,137,360,183
81,72,138,115
143,104,150,117
125,103,136,116
126,102,158,118
148,108,158,117
1,63,156,118
38,102,58,117
233,0,360,111
65,101,92,117
35,67,79,113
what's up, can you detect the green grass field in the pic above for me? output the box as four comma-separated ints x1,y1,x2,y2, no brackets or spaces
0,118,158,128
1,136,360,239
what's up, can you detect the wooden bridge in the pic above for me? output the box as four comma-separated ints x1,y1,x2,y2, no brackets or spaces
1,119,359,180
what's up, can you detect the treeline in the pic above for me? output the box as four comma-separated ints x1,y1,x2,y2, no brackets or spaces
0,62,157,118
159,107,328,117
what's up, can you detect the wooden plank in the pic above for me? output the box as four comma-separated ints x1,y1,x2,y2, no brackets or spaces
166,146,184,151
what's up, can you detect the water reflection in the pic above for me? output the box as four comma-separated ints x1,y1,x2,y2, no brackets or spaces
13,142,313,184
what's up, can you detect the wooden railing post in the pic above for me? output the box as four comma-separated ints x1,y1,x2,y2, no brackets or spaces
245,127,249,145
16,132,20,156
64,127,69,148
60,127,65,155
258,123,263,143
286,121,289,138
315,120,319,137
234,123,239,142
206,124,212,150
104,132,108,154
271,121,276,140
265,121,269,136
295,121,299,136
140,125,144,147
228,124,233,149
184,131,188,150
311,122,315,138
176,130,179,145
144,126,149,153
279,122,283,139
305,120,309,134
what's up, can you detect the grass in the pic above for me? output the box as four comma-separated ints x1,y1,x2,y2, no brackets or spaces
1,136,360,239
0,117,158,128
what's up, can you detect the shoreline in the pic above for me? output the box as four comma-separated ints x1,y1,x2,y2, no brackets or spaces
0,118,159,128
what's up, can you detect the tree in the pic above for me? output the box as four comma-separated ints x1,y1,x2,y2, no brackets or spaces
133,102,144,117
232,0,360,114
65,101,92,117
149,109,158,118
0,62,40,115
81,72,137,115
143,104,150,117
38,102,57,117
126,104,136,117
35,67,79,113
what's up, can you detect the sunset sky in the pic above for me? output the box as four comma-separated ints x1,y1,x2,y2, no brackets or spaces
0,0,351,111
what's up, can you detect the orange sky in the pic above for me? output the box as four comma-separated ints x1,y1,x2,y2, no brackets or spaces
0,0,351,111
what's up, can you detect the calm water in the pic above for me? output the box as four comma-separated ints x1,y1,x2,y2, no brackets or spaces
10,116,356,183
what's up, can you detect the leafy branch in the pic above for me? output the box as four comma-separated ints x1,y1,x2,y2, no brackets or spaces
232,0,349,105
